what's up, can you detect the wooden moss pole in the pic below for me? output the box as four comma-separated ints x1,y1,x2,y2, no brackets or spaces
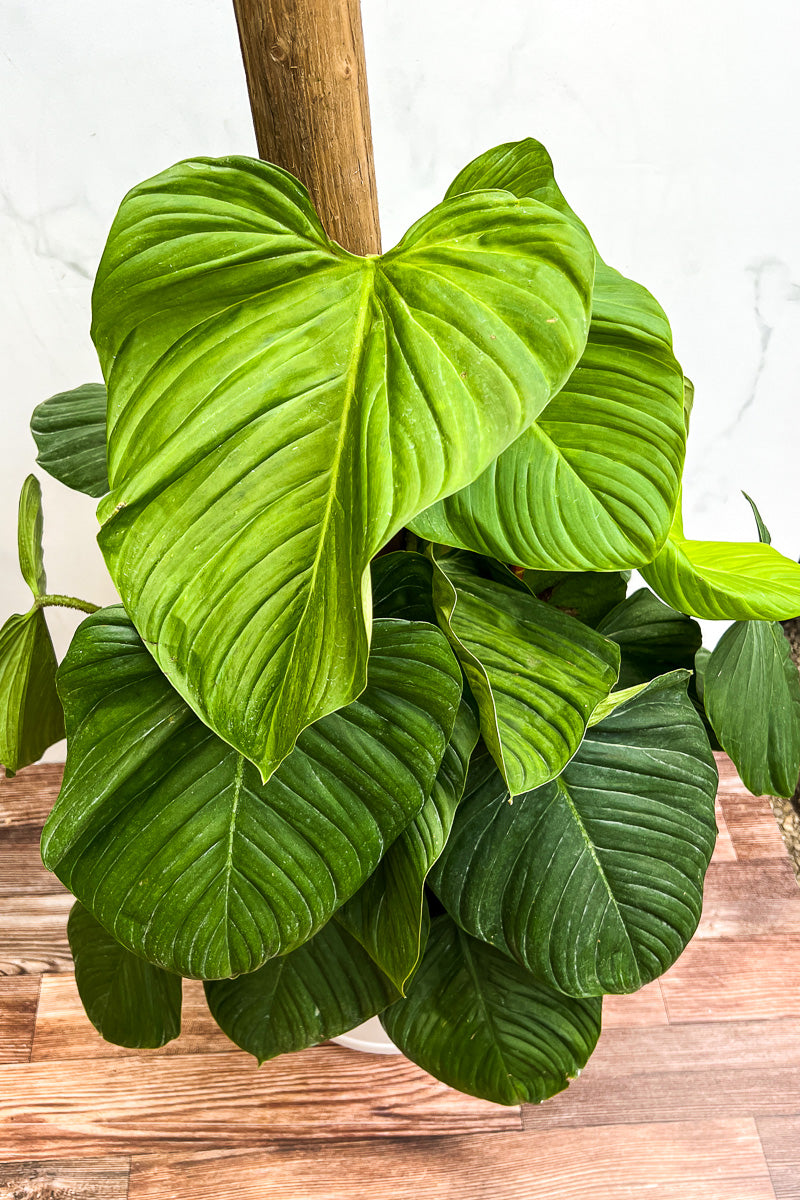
232,0,381,256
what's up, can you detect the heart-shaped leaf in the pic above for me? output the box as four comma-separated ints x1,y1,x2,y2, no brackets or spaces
31,384,109,498
430,548,619,795
431,672,718,996
596,587,702,688
381,913,601,1106
68,901,181,1048
410,139,686,571
335,699,479,990
704,621,800,797
91,155,593,783
42,608,461,978
641,502,800,620
205,917,399,1063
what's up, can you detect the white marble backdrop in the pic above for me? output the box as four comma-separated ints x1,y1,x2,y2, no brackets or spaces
2,0,799,752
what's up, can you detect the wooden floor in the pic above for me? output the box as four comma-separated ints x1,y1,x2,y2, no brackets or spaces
1,754,799,1199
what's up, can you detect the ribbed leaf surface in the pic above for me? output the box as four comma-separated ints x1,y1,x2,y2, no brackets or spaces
431,673,718,995
68,902,181,1049
430,549,619,795
205,918,399,1062
91,155,593,783
31,384,109,498
705,620,800,797
381,914,601,1106
17,476,47,597
335,700,479,990
0,609,64,777
42,608,461,978
596,588,701,688
410,139,685,570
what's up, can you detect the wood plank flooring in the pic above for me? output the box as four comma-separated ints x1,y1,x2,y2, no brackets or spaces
0,753,798,1199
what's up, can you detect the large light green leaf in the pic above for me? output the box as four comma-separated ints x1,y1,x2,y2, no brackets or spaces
430,548,619,795
596,587,702,688
205,918,399,1063
91,155,593,784
410,139,686,571
41,608,461,978
0,477,64,776
381,914,601,1106
68,901,181,1048
30,384,109,498
431,673,718,996
641,502,800,620
335,699,479,991
704,621,800,798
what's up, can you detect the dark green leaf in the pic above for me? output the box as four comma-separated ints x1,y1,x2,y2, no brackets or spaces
0,609,64,777
431,673,718,996
91,155,593,784
205,918,399,1063
335,700,479,990
381,914,601,1106
430,548,619,794
411,139,686,572
371,551,435,623
68,901,181,1048
596,588,702,688
31,383,109,498
524,569,627,628
704,621,800,797
17,475,46,597
42,608,461,978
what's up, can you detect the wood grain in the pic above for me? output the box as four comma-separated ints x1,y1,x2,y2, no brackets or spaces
602,979,668,1027
0,826,67,897
714,794,738,861
0,1047,520,1155
0,894,73,975
127,1120,777,1200
0,763,61,829
697,859,800,938
0,1157,129,1199
659,935,800,1023
715,755,788,859
756,1116,800,1200
32,977,234,1061
232,0,381,255
0,977,40,1063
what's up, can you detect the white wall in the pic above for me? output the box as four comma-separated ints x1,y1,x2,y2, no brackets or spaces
2,0,799,757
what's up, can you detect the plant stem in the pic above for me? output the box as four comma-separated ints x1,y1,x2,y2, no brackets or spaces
36,594,100,615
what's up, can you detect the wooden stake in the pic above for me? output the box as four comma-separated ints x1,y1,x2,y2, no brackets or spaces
232,0,381,256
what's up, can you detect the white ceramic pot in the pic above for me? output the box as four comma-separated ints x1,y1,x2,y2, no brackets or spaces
331,1015,401,1055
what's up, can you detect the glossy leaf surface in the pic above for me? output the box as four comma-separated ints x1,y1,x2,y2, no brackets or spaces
431,673,718,995
705,620,800,797
371,551,436,624
17,476,47,597
596,588,702,688
336,699,479,990
430,549,619,795
381,914,601,1106
411,139,686,571
68,901,181,1048
0,609,64,777
30,384,109,498
91,155,593,783
42,608,461,978
205,918,399,1062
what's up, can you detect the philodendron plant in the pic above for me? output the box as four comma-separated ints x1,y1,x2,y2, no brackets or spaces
3,138,800,1106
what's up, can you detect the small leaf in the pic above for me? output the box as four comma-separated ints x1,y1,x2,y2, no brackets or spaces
381,914,601,1106
742,492,772,545
0,609,64,777
31,384,109,498
430,548,619,795
335,700,479,990
524,569,627,628
205,918,399,1062
17,476,47,598
42,608,461,978
596,588,702,688
68,901,181,1048
704,621,800,797
431,673,718,996
641,502,800,620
